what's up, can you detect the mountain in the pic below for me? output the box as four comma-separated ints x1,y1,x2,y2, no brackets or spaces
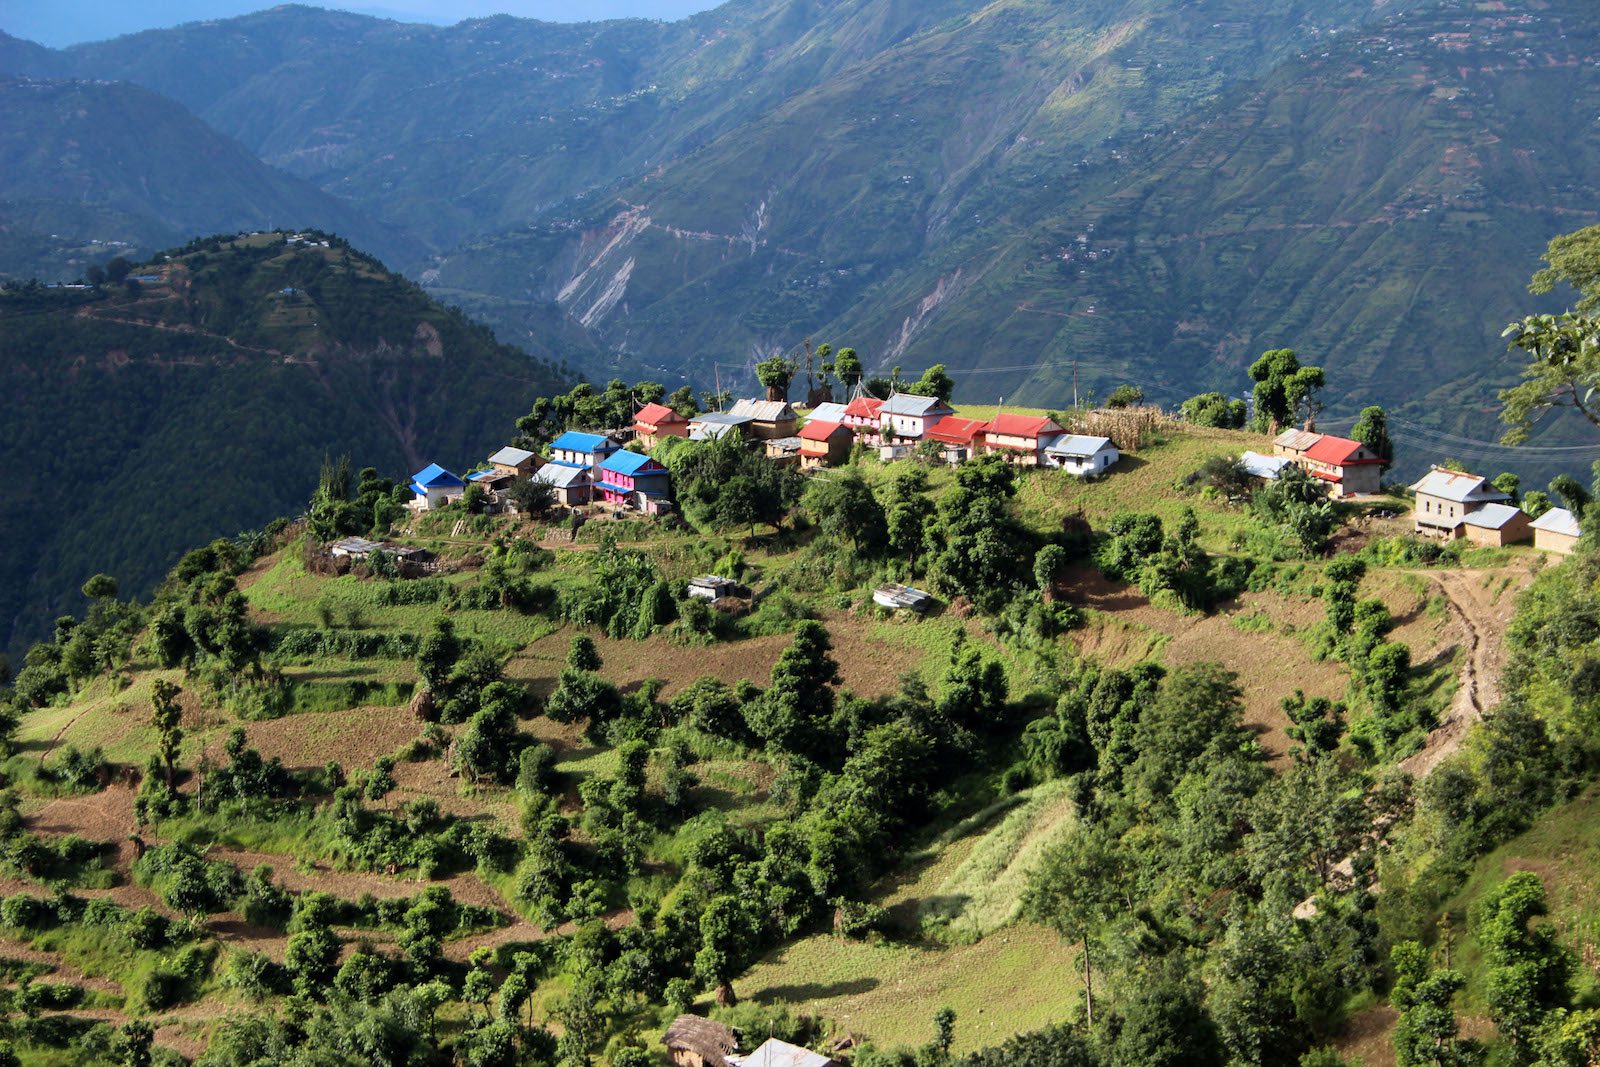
0,232,577,660
5,0,1600,478
0,76,420,282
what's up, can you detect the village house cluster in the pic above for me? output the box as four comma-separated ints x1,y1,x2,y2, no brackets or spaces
399,389,1128,520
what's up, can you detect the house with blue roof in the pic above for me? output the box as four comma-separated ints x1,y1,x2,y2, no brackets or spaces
408,464,466,511
598,450,672,514
549,431,621,474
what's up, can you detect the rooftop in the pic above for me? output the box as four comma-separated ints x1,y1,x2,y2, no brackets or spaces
728,1039,834,1067
926,416,988,445
550,430,618,454
1274,428,1323,452
987,412,1063,438
602,450,665,476
806,402,849,423
634,402,685,425
1043,433,1114,457
1530,507,1582,537
798,420,850,442
410,463,464,489
729,398,797,423
488,445,536,467
880,392,953,418
1411,468,1511,504
1461,503,1525,530
1304,434,1381,466
533,463,590,489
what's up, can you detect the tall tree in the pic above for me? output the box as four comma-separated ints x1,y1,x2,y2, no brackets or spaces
1248,349,1324,434
1024,825,1125,1028
834,348,863,389
149,679,183,790
755,355,797,403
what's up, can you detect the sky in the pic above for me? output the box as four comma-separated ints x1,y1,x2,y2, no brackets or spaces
0,0,720,48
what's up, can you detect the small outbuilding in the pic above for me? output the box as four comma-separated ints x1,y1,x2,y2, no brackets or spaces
764,436,804,465
1238,450,1292,482
1531,507,1582,555
688,575,739,600
1458,503,1533,547
663,1015,741,1067
1042,434,1120,476
925,416,989,465
873,582,934,613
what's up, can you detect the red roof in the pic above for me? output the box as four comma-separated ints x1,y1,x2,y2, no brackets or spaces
985,413,1062,439
926,417,989,445
1308,468,1343,483
843,396,884,419
635,402,685,427
1304,434,1380,466
799,420,849,442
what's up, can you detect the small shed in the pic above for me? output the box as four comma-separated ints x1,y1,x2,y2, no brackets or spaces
1531,507,1581,555
1459,503,1533,547
329,536,384,559
764,436,804,465
1042,434,1120,476
1238,450,1291,482
873,583,933,613
690,412,755,441
663,1015,741,1067
689,575,739,600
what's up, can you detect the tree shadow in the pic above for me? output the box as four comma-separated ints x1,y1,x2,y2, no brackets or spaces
757,977,880,1001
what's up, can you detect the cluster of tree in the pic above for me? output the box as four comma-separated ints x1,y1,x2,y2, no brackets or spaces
661,433,805,534
1252,465,1338,556
413,617,514,723
5,573,143,710
515,379,697,447
1020,661,1397,1066
1249,348,1325,435
1179,392,1248,429
558,538,676,640
1311,559,1418,754
306,456,407,542
1098,509,1241,613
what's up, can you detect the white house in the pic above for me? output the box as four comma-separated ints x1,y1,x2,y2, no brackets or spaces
1042,434,1120,476
879,393,955,442
408,464,466,511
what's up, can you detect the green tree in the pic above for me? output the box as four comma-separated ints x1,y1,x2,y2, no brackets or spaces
804,472,887,555
1181,392,1247,429
1106,385,1144,408
834,348,863,388
81,573,119,601
1024,824,1125,1027
907,363,955,402
1350,406,1394,473
1500,313,1600,443
149,679,183,790
1470,872,1573,1047
566,635,602,673
695,895,757,1006
755,355,797,402
1390,942,1480,1067
1248,349,1325,434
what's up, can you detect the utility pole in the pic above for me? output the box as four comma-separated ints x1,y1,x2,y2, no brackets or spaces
1073,360,1079,410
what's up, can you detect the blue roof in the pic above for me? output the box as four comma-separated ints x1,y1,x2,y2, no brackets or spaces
411,463,464,488
551,431,615,454
601,450,663,476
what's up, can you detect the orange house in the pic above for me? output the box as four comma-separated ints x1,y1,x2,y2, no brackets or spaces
798,421,854,469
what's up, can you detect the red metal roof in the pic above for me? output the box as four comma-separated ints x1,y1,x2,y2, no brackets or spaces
634,402,684,426
985,413,1062,439
843,396,884,419
1304,434,1380,466
798,420,849,442
926,417,989,444
1308,468,1342,482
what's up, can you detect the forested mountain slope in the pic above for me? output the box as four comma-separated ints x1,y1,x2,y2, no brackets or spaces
0,234,576,660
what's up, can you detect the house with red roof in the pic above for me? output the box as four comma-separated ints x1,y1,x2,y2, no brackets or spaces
925,416,989,465
797,421,853,469
841,395,885,444
1299,434,1384,497
633,403,690,449
982,413,1065,466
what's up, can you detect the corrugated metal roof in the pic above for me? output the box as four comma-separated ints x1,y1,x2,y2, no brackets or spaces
488,446,536,466
634,402,684,425
843,396,884,419
1273,428,1323,452
1238,450,1291,478
534,464,590,488
602,450,665,476
1530,507,1581,537
550,431,617,454
927,417,988,444
729,1039,833,1067
807,402,848,423
1461,503,1524,530
1305,434,1380,466
798,420,849,442
1044,434,1115,457
1411,469,1510,504
880,392,952,417
729,398,797,422
987,413,1062,438
411,463,464,488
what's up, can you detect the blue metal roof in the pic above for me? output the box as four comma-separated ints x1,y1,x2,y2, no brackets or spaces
550,431,615,453
601,450,663,476
411,463,464,488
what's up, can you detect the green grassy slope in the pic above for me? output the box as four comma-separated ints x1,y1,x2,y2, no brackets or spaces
0,233,577,660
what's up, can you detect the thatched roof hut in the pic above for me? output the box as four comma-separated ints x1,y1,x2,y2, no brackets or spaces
662,1015,741,1067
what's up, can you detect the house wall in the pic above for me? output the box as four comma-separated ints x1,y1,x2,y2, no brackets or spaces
883,414,932,440
1414,492,1468,534
746,418,796,441
1054,448,1118,475
984,433,1043,465
1463,513,1532,547
1535,529,1581,555
1330,463,1382,497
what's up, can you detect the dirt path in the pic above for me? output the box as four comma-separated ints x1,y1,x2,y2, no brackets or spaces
1400,568,1529,779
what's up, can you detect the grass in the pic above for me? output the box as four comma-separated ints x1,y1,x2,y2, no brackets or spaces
915,779,1077,942
738,923,1080,1054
